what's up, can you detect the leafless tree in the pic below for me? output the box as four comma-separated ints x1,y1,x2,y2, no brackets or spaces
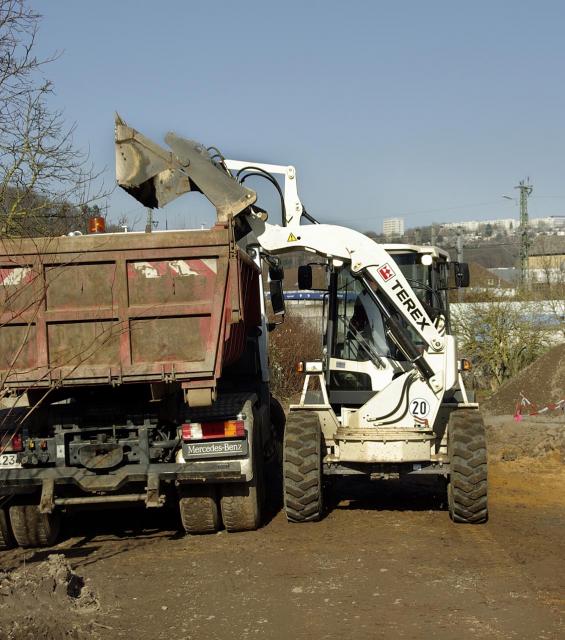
0,0,106,237
452,293,549,392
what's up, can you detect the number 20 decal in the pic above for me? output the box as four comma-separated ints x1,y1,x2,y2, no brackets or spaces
409,398,430,418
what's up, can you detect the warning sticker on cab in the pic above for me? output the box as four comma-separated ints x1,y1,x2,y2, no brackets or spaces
287,232,298,242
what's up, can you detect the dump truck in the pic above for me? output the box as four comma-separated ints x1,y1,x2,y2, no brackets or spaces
0,171,285,548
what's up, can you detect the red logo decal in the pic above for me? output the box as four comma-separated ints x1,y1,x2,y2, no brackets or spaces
378,264,395,282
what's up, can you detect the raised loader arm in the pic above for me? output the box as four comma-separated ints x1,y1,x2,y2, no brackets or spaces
114,118,449,396
238,215,445,384
115,114,256,219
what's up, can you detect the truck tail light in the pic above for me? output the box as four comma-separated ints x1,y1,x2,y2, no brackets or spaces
0,432,23,452
182,423,202,440
224,420,245,437
181,420,245,441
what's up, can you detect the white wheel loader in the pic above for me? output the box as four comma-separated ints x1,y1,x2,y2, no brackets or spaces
114,117,487,525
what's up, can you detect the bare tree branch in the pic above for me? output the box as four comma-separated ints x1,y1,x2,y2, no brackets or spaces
0,0,107,237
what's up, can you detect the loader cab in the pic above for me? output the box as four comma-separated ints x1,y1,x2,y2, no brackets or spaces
324,265,393,407
299,246,462,410
384,244,453,330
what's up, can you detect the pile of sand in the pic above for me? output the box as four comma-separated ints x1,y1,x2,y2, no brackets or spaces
483,343,565,415
0,555,99,640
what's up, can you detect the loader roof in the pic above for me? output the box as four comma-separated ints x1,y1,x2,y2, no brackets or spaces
381,244,451,260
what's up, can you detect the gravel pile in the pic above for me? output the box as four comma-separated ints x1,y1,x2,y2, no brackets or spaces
483,343,565,415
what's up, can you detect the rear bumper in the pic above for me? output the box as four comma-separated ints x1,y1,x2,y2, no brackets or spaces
0,458,251,496
331,435,435,463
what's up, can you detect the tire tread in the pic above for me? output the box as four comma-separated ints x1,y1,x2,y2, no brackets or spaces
178,486,220,534
220,484,260,532
283,411,322,523
9,504,60,547
448,410,488,524
0,509,15,550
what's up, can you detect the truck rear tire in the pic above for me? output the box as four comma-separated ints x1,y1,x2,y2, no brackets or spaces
264,396,284,513
178,485,220,534
447,410,488,524
283,411,323,523
220,405,263,532
0,508,15,550
220,482,261,532
9,504,60,547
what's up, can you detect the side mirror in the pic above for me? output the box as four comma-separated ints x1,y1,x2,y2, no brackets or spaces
298,265,312,290
454,262,470,288
269,264,284,281
270,280,286,316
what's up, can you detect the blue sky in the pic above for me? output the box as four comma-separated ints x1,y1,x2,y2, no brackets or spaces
35,0,565,232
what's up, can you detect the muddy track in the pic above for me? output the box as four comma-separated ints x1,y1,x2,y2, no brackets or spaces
0,418,563,640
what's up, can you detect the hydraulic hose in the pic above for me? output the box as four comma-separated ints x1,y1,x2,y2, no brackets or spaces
360,275,435,381
384,315,435,380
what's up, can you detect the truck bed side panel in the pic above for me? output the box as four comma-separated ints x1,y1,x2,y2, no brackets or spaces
0,227,258,389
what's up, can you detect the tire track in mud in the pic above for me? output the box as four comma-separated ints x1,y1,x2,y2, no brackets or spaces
76,493,564,640
0,458,563,640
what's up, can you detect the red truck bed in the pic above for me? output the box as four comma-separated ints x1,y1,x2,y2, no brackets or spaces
0,224,259,399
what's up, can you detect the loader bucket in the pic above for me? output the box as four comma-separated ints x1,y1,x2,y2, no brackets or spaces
115,114,256,220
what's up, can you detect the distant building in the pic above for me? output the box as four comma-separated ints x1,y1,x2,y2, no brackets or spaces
441,218,516,233
487,267,519,285
530,216,565,230
489,218,515,231
528,252,565,284
442,220,480,232
383,217,404,237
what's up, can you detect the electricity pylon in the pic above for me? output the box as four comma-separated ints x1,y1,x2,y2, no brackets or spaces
515,179,533,288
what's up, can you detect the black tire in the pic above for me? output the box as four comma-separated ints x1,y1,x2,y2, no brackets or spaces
447,410,488,524
264,396,284,512
220,403,263,532
220,482,261,532
267,396,285,486
178,485,220,534
9,504,60,547
0,508,15,550
269,396,286,442
283,411,323,523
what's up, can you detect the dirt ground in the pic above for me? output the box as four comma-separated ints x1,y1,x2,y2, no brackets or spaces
0,414,564,640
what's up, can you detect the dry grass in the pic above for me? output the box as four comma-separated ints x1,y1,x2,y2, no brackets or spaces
268,313,322,401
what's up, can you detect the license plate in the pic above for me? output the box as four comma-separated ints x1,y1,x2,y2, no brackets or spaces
183,439,247,459
0,453,21,469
